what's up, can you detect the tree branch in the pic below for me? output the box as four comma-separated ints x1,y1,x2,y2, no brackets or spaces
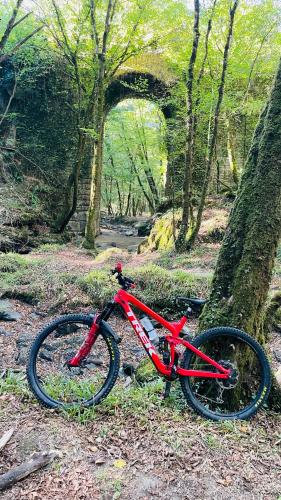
102,0,115,57
51,0,74,63
240,23,277,108
0,26,44,63
11,11,32,31
89,0,100,57
0,451,57,491
0,0,24,52
0,72,17,127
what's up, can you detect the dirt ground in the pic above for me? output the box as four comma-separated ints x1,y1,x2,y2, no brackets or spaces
0,243,281,500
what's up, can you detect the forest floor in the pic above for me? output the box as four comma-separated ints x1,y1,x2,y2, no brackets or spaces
0,211,281,500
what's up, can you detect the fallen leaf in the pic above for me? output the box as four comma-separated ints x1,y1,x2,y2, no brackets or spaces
114,459,127,469
88,446,98,453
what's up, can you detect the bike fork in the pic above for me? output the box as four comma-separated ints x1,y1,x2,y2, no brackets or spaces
67,316,100,367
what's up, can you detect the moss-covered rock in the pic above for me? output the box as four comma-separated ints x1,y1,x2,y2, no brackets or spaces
138,208,228,253
138,210,181,253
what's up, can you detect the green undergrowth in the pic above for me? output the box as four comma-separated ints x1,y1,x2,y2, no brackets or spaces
135,357,158,383
156,244,218,271
0,369,181,425
0,252,77,305
0,370,31,399
0,253,29,273
35,243,67,254
0,251,211,312
63,378,183,424
80,263,211,313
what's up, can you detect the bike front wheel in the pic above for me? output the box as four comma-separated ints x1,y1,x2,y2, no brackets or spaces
180,327,271,421
27,314,120,409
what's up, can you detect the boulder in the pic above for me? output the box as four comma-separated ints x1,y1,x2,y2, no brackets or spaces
136,220,153,237
0,300,21,321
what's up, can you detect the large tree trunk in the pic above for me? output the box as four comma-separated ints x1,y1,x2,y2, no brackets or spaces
84,108,105,245
55,131,85,232
84,54,106,246
84,0,115,248
200,58,281,340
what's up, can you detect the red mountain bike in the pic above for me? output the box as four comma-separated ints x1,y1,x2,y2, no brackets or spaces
27,263,271,421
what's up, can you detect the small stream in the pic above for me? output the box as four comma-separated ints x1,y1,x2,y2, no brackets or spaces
95,216,149,251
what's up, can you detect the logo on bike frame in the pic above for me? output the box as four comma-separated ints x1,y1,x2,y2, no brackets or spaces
127,310,156,357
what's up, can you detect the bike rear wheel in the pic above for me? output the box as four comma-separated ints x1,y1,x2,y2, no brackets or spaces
27,314,120,409
180,327,271,421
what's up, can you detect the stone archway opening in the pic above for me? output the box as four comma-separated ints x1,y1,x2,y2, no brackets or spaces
102,97,167,219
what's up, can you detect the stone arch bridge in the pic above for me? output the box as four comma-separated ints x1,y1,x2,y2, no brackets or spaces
70,71,185,234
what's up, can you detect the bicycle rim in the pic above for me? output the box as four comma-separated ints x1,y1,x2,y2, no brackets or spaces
181,328,270,420
30,317,117,407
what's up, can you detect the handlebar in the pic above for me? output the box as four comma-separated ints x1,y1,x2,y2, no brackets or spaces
111,262,136,291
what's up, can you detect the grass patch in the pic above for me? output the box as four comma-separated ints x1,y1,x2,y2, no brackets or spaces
0,253,78,306
35,243,66,254
80,264,211,314
0,370,31,398
101,380,164,414
156,244,218,271
0,252,29,273
62,379,165,424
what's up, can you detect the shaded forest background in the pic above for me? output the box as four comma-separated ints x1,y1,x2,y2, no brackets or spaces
1,0,280,241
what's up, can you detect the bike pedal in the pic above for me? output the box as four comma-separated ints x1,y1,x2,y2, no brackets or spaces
163,381,171,399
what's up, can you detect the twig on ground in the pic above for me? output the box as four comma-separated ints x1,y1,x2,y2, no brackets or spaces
0,450,58,491
0,429,14,452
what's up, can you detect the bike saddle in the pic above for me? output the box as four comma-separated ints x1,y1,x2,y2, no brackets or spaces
176,296,208,309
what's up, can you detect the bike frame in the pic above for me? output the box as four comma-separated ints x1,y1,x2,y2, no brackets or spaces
114,289,230,380
69,287,230,380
